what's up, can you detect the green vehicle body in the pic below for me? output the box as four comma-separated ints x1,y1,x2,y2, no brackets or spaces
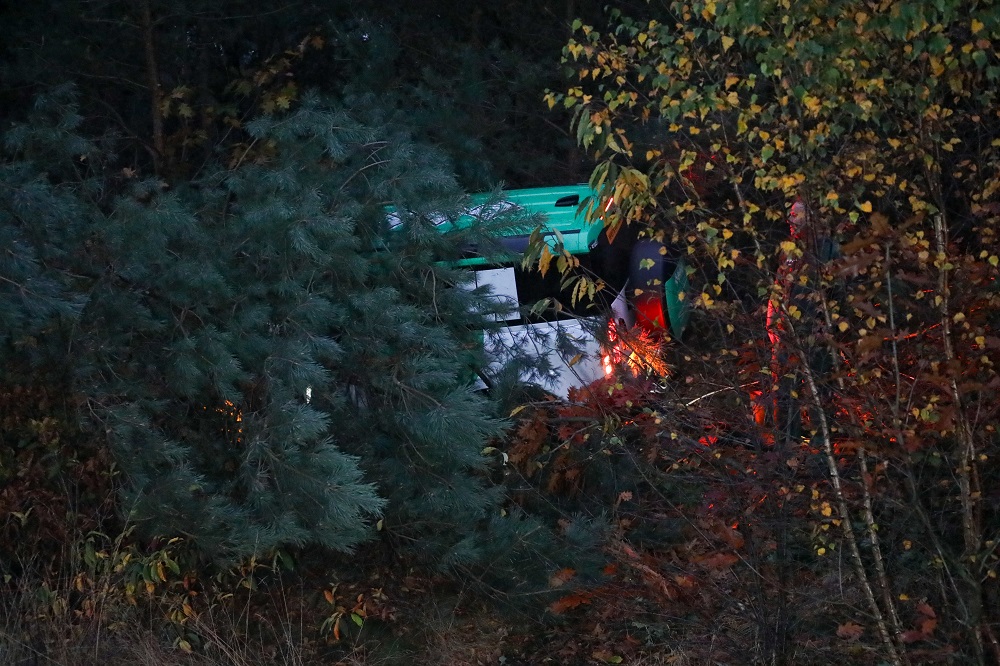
390,184,691,395
449,185,605,263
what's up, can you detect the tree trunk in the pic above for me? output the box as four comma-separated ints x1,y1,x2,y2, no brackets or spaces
139,0,165,175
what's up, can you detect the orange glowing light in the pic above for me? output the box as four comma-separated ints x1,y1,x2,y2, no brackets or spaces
602,317,669,378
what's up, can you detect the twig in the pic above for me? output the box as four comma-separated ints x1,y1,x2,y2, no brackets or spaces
813,230,907,656
931,213,980,556
684,382,758,407
932,211,986,661
799,351,904,666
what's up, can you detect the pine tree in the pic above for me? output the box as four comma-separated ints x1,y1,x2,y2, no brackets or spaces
1,0,612,585
0,86,91,384
1,90,545,563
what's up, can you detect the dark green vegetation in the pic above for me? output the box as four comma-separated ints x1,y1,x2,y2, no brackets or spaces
2,1,1000,664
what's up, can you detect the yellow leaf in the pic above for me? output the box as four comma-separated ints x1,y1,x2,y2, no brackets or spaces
538,244,554,277
725,75,739,89
972,18,984,34
721,35,735,52
838,321,849,332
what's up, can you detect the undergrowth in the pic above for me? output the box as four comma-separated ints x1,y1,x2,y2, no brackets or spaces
2,369,996,665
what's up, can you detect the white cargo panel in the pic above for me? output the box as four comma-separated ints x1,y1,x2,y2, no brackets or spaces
484,318,605,398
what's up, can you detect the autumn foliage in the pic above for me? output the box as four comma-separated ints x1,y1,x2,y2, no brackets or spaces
537,0,1000,662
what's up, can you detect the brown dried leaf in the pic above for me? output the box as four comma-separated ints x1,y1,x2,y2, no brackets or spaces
711,520,745,550
549,567,576,588
836,622,864,641
549,592,592,614
697,552,739,570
